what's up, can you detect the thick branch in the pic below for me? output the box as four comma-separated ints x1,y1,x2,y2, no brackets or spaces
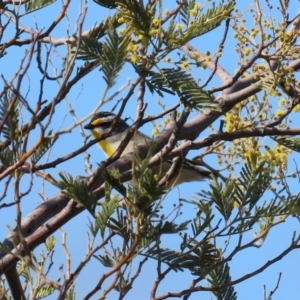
171,126,300,157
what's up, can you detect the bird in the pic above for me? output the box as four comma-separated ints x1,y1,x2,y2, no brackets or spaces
84,111,211,187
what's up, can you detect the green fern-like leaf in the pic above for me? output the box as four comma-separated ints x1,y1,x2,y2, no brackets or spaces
44,235,56,252
99,165,127,198
146,240,219,275
166,1,235,46
0,147,13,167
207,263,237,300
287,194,300,215
77,38,103,62
31,131,57,164
93,0,117,9
93,254,115,267
198,176,235,221
181,197,214,235
145,70,176,97
58,172,96,215
115,0,154,36
136,221,191,249
272,135,300,153
114,276,130,293
254,70,278,94
99,21,130,88
36,284,55,299
145,248,185,272
65,285,76,300
147,68,216,111
94,198,119,238
179,0,196,25
246,195,289,235
77,18,129,88
236,153,272,210
155,220,191,235
18,262,33,284
87,20,116,40
107,210,130,239
185,240,220,276
76,17,119,60
0,94,19,141
25,0,56,13
128,145,167,216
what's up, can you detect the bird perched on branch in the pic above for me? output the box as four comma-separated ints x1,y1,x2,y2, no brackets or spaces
84,111,210,187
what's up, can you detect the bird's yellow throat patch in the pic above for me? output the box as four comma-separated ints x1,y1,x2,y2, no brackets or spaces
90,129,114,157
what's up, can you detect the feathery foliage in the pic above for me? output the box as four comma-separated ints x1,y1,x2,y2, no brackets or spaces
58,172,96,215
180,0,197,26
145,248,186,272
0,94,19,142
77,18,129,88
114,0,154,36
93,0,118,9
107,209,129,239
99,165,127,198
235,153,271,210
208,263,237,300
146,68,216,111
165,1,235,46
77,17,117,52
196,152,285,237
128,145,166,217
44,235,56,252
184,240,220,276
93,254,114,267
272,135,300,153
31,131,57,164
0,148,13,167
199,153,272,216
25,0,56,13
65,286,76,300
36,284,56,299
254,70,278,94
91,198,119,238
145,240,219,276
98,20,130,88
200,176,236,221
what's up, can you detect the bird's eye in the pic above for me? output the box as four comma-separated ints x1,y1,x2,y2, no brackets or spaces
91,118,102,126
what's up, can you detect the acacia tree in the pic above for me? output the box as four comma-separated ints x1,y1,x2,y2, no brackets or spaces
1,0,300,299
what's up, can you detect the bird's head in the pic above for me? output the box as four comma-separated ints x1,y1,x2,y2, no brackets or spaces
84,111,130,157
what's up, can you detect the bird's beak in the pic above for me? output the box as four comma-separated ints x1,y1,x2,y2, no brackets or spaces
84,123,93,130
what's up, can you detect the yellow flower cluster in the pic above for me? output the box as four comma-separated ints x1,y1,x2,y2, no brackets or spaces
243,48,251,56
176,24,183,31
149,29,158,36
117,17,125,24
293,105,300,113
188,9,197,17
278,98,285,106
188,2,201,17
181,61,189,69
250,28,259,37
223,111,244,132
131,54,140,63
261,144,291,169
274,109,284,118
152,18,160,27
152,127,160,135
127,41,141,63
